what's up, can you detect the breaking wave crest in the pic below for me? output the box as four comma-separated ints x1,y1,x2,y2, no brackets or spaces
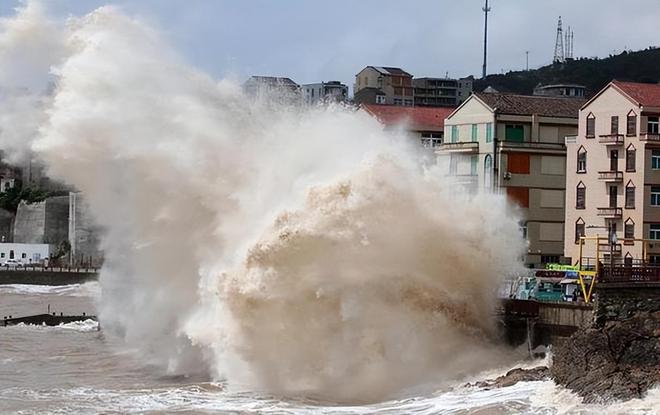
0,1,528,401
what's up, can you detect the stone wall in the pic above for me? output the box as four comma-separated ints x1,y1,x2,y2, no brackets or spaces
68,192,103,265
13,200,46,243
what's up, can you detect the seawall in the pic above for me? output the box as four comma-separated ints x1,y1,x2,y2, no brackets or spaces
0,270,98,285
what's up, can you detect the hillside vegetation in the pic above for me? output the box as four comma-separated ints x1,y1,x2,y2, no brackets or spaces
474,47,660,96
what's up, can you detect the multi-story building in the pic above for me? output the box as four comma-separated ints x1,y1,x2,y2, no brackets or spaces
413,76,473,107
243,76,302,104
438,92,584,267
302,81,348,105
564,81,660,265
534,84,586,98
361,104,454,148
354,66,413,106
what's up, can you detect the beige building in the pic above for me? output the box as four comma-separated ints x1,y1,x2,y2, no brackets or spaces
354,66,413,106
438,92,584,267
564,81,660,265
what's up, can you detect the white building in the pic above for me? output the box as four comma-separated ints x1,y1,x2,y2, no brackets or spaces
302,81,348,105
0,243,49,264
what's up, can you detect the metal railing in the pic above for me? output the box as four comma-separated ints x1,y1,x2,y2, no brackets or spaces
598,134,624,144
597,170,623,181
600,265,660,283
0,264,99,273
639,133,660,141
597,207,623,218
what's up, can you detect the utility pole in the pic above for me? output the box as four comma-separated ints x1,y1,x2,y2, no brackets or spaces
525,51,529,71
482,0,491,79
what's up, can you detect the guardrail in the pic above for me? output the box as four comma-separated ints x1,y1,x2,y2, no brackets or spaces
0,265,100,273
600,265,660,283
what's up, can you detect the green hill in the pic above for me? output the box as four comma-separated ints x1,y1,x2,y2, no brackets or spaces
474,47,660,96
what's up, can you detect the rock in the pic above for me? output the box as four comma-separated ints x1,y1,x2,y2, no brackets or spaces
551,313,660,403
470,366,549,389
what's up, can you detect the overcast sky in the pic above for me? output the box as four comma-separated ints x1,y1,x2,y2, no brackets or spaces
2,0,659,90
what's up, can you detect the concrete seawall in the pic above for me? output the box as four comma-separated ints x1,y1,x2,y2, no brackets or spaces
0,270,98,285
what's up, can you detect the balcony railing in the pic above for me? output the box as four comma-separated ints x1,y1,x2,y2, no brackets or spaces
597,207,623,218
597,243,622,254
598,134,624,145
498,141,565,151
600,265,660,284
639,133,660,141
597,170,623,182
435,142,479,153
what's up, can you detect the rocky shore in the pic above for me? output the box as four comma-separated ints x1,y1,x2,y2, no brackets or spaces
551,286,660,403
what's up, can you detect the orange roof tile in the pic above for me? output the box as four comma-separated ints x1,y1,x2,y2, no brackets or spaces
612,81,660,108
362,104,455,132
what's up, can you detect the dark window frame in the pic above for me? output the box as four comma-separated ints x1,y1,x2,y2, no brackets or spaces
626,145,636,172
586,113,595,138
576,182,586,209
627,111,637,136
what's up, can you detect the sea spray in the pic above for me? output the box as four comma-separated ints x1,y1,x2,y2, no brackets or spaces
0,2,527,401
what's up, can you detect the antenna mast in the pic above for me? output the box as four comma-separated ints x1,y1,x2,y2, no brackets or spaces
482,0,491,79
553,16,565,63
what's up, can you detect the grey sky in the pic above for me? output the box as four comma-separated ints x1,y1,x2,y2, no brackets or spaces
2,1,659,91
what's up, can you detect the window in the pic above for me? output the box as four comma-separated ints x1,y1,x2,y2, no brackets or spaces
627,112,637,136
471,124,478,142
520,221,528,239
625,218,634,240
505,124,524,142
471,155,478,175
650,224,660,240
576,182,586,209
484,154,493,188
21,253,26,259
0,253,4,258
541,255,560,264
486,123,493,143
421,133,442,148
376,95,386,104
507,153,530,174
626,145,636,172
586,113,595,137
653,150,660,169
648,116,659,134
575,218,585,244
393,98,403,105
451,125,458,143
610,149,618,171
611,116,619,135
625,182,635,209
652,187,660,206
506,187,529,208
650,255,660,264
577,146,587,173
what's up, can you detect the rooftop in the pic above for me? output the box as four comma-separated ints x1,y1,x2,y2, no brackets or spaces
475,92,585,118
367,66,412,77
362,104,455,132
612,80,660,108
245,76,299,86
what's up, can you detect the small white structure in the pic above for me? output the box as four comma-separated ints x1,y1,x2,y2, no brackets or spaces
0,243,49,264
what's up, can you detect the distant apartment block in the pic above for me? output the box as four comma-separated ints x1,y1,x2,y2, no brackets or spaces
564,81,660,265
534,84,586,98
354,66,413,106
361,104,454,148
243,76,302,103
413,76,473,107
302,81,348,105
438,92,584,267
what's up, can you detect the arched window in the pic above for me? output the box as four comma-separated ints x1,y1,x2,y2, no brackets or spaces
577,146,587,173
484,154,493,188
627,110,637,136
576,181,586,209
624,218,635,242
575,217,585,244
626,144,636,172
586,112,596,137
625,180,635,209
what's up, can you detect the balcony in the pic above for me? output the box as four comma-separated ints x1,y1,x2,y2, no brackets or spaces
597,207,623,218
639,133,660,141
452,174,478,187
597,170,623,182
598,134,624,145
435,142,479,153
598,243,622,255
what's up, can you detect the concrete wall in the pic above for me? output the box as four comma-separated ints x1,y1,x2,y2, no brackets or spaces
13,201,46,244
69,192,103,265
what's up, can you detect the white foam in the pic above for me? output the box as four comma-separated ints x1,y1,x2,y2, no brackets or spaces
0,281,101,297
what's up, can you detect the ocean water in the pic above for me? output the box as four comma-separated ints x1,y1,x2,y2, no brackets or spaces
1,283,657,415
